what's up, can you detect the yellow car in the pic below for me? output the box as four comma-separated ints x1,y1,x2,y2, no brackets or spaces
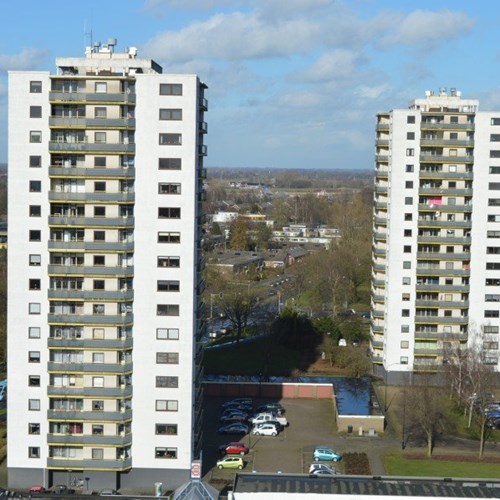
216,455,244,470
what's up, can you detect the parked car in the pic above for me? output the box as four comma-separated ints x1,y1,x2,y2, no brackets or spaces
252,423,279,436
309,463,339,476
487,417,500,430
338,339,347,347
218,442,249,456
218,422,249,435
485,409,500,419
313,447,342,462
221,409,250,419
100,489,121,496
257,403,285,415
222,398,253,409
220,414,249,424
251,412,288,427
216,455,244,470
254,419,284,432
51,484,73,495
223,402,253,412
29,486,46,494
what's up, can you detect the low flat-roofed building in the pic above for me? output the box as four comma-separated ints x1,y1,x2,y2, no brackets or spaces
207,251,264,274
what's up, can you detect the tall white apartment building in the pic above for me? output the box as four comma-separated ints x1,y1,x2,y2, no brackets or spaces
372,89,500,381
7,42,207,490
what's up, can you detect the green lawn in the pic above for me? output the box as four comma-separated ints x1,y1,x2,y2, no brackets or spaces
384,455,500,478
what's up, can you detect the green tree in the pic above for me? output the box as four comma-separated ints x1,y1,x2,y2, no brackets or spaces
211,221,222,236
253,222,272,251
333,346,372,377
229,216,251,250
271,198,292,229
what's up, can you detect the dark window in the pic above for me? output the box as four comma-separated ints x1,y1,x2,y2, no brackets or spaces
157,256,180,268
30,81,42,93
404,213,413,221
158,207,181,218
159,158,182,170
485,310,500,318
29,447,40,458
158,183,181,194
491,151,500,159
28,423,40,434
93,280,105,290
159,134,182,146
30,106,42,118
94,182,106,192
403,245,411,253
28,375,40,387
159,109,183,120
92,400,104,411
29,230,41,242
29,205,41,217
450,116,459,123
158,232,180,243
156,376,179,388
486,263,500,270
489,199,500,206
28,351,40,363
404,197,413,205
407,116,415,124
492,118,500,126
406,149,414,157
29,156,41,168
94,156,106,167
30,180,41,192
93,255,105,266
94,206,106,217
156,352,179,364
405,165,414,173
402,309,410,317
155,424,177,435
159,83,183,96
29,279,41,290
405,181,413,189
155,447,177,459
157,304,180,316
30,131,42,143
406,132,415,140
157,280,180,292
94,231,105,241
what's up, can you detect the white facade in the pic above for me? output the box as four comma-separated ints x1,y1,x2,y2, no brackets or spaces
7,45,207,490
372,89,500,378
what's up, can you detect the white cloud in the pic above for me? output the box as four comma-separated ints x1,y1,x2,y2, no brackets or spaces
0,48,49,75
380,10,474,49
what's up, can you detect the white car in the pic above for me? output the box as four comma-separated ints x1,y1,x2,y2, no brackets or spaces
252,423,278,436
309,463,339,476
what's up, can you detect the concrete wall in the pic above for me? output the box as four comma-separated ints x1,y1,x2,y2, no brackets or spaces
337,415,385,434
203,382,334,399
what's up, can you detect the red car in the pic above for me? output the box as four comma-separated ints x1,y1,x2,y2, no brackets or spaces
218,442,249,456
29,486,46,494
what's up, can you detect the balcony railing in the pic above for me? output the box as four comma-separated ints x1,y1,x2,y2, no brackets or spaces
49,116,136,128
47,313,134,325
47,456,132,470
47,433,132,446
48,216,135,227
49,192,135,202
49,167,135,178
47,409,132,421
49,91,136,104
48,240,134,252
47,385,133,397
48,289,134,300
49,141,136,153
47,361,133,373
48,265,134,276
47,338,133,349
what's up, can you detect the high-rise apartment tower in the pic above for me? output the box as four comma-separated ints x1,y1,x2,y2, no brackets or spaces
372,89,500,381
7,41,207,490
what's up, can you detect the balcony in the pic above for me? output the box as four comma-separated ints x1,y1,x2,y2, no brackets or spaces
48,240,134,252
420,139,474,147
415,300,469,308
415,283,469,292
47,433,132,446
47,313,134,326
47,456,132,471
47,338,133,349
419,154,474,164
49,192,135,203
375,139,389,146
419,170,473,180
199,121,208,133
414,331,468,341
415,316,468,324
418,204,472,213
49,141,136,154
375,154,389,162
49,167,135,178
420,122,474,131
48,216,135,228
47,409,133,421
48,289,134,301
416,252,471,260
47,361,133,373
49,116,136,129
49,91,136,104
47,385,133,397
199,97,208,110
48,265,134,276
417,235,471,244
415,268,470,277
417,219,471,228
198,145,207,156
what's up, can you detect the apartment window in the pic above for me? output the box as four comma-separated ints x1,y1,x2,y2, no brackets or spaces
157,304,180,316
484,341,499,350
484,357,499,365
402,309,410,317
155,447,177,459
450,116,459,123
488,215,500,222
405,181,413,189
158,232,180,243
30,106,42,118
402,277,411,285
486,262,500,270
29,351,40,363
159,83,182,96
400,357,408,365
30,131,42,143
29,155,42,168
487,247,500,254
94,107,107,118
156,352,179,364
95,82,107,94
403,261,411,269
156,376,178,388
406,149,414,157
158,207,181,219
94,206,106,217
156,400,178,411
93,280,105,290
30,180,41,192
485,310,500,318
29,279,41,290
484,325,500,334
157,280,180,292
28,375,40,387
450,132,458,140
92,400,104,411
92,377,104,387
94,231,105,241
404,213,413,221
94,156,106,167
94,181,106,192
92,353,105,363
158,183,181,194
29,303,41,315
30,81,42,93
159,133,182,146
159,158,182,170
29,230,41,242
158,256,180,268
407,116,415,124
404,197,413,205
93,255,105,266
92,425,104,435
405,164,414,173
448,198,456,205
406,132,415,140
93,328,105,339
93,304,105,315
29,447,40,459
28,423,40,435
29,205,41,217
403,245,411,253
92,448,104,460
159,109,183,120
401,325,410,333
404,229,412,237
402,293,410,301
449,165,457,172
156,328,179,340
400,341,409,349
29,327,41,339
94,132,106,144
29,399,40,411
156,424,177,435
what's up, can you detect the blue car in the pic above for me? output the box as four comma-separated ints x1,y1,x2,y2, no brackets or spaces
313,447,342,462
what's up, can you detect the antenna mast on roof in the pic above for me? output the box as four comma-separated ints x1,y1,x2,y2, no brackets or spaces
84,19,93,50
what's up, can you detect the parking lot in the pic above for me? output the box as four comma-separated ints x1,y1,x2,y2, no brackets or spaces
202,396,351,480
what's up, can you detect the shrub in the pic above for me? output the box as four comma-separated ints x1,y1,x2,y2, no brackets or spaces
343,452,371,475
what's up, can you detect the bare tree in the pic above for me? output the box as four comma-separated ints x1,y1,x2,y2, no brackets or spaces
219,290,259,344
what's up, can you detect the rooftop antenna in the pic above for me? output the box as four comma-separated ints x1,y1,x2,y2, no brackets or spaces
84,20,93,50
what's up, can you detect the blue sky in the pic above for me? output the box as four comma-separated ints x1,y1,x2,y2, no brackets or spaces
0,0,499,169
